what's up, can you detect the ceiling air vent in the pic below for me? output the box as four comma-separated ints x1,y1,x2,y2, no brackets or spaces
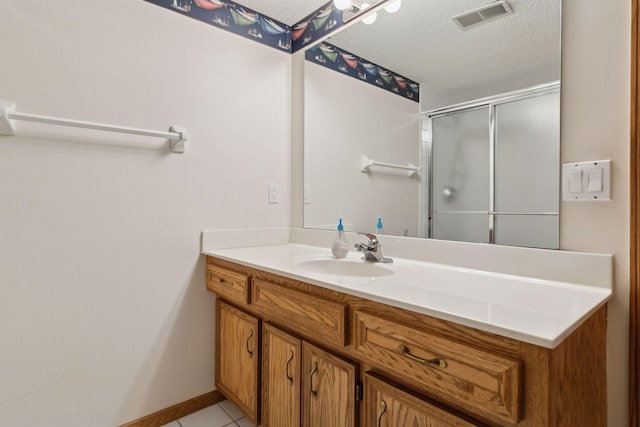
452,1,513,30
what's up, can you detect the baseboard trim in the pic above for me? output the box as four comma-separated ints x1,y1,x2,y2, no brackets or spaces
119,390,224,427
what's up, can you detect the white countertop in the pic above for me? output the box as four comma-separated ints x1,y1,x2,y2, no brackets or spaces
203,242,612,348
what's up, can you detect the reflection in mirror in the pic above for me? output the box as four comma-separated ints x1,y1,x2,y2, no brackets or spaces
426,84,560,249
303,0,561,248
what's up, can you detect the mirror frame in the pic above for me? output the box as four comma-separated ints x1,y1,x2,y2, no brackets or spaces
630,0,639,421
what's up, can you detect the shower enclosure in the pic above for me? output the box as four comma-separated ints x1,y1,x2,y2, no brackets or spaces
421,83,560,249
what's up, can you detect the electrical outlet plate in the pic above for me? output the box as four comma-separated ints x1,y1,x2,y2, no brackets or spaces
268,183,280,204
303,185,311,204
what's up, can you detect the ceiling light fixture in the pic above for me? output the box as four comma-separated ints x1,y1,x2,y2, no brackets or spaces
360,3,378,24
333,0,353,11
334,0,392,25
384,0,401,13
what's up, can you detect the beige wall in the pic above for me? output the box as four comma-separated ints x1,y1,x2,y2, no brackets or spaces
0,1,291,425
304,62,420,236
560,1,630,426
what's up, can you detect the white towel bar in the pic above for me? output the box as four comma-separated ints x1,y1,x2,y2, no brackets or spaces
0,100,187,153
360,154,420,178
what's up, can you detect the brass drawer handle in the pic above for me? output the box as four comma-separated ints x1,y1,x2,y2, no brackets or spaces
377,400,387,427
218,277,234,288
309,361,318,398
208,271,235,288
286,350,294,384
399,344,447,368
246,329,254,358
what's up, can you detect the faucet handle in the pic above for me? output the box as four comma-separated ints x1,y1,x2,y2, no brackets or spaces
354,233,392,263
357,233,379,245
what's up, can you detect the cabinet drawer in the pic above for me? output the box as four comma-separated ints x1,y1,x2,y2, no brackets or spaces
206,265,250,304
353,311,520,425
252,279,348,347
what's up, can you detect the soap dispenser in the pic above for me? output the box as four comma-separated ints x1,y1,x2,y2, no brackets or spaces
331,218,349,259
376,217,384,234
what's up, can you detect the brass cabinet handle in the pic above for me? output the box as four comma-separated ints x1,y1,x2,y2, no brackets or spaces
208,272,234,288
399,344,447,368
286,350,294,384
309,361,318,398
246,329,254,359
376,400,387,427
218,277,234,288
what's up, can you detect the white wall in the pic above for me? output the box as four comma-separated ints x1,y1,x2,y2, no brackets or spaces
421,64,560,112
0,1,290,426
0,1,632,426
304,62,420,236
560,1,630,426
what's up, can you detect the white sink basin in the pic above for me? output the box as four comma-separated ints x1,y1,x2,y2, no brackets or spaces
295,258,394,277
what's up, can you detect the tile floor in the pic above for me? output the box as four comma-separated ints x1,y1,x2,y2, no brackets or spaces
160,400,255,427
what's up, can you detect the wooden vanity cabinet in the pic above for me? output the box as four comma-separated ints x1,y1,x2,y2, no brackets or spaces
261,323,357,427
301,341,357,427
252,278,348,347
261,324,301,427
363,373,484,427
207,256,607,427
215,300,260,424
353,310,520,424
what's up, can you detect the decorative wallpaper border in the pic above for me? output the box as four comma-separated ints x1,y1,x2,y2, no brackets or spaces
143,0,292,51
290,1,345,53
143,0,420,101
305,42,420,102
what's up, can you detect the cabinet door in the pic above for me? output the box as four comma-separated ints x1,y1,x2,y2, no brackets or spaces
216,300,260,424
262,324,301,427
364,374,482,427
301,341,357,427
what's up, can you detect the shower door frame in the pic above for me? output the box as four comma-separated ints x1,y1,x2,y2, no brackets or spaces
420,81,561,245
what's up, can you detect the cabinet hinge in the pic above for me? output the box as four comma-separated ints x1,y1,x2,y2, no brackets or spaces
356,382,363,402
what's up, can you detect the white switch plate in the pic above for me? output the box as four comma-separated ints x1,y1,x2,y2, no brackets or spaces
562,160,611,201
268,183,279,204
303,185,311,204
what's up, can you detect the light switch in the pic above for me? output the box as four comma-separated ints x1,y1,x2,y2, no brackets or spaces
569,170,582,193
562,160,611,201
588,168,603,192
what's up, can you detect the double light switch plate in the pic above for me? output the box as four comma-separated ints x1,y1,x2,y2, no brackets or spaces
562,160,611,201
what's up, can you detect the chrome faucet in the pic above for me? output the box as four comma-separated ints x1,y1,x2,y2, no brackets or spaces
354,233,393,263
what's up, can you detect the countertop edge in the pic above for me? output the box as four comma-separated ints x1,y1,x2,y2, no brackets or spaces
202,246,612,349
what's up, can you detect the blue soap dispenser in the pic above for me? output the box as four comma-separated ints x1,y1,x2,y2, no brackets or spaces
376,217,384,234
331,218,349,259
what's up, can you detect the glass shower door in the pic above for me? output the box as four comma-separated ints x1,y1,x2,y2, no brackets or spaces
493,92,560,248
430,106,490,243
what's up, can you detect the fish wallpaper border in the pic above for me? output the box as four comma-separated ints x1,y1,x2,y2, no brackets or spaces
143,0,420,101
305,42,420,102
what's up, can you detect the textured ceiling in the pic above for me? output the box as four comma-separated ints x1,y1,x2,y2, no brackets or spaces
234,0,561,108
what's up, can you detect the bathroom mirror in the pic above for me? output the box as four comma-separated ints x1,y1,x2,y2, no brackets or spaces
303,0,561,248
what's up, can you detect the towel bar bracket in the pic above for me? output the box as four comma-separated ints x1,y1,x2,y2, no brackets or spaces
0,100,16,136
360,154,420,178
168,126,187,153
